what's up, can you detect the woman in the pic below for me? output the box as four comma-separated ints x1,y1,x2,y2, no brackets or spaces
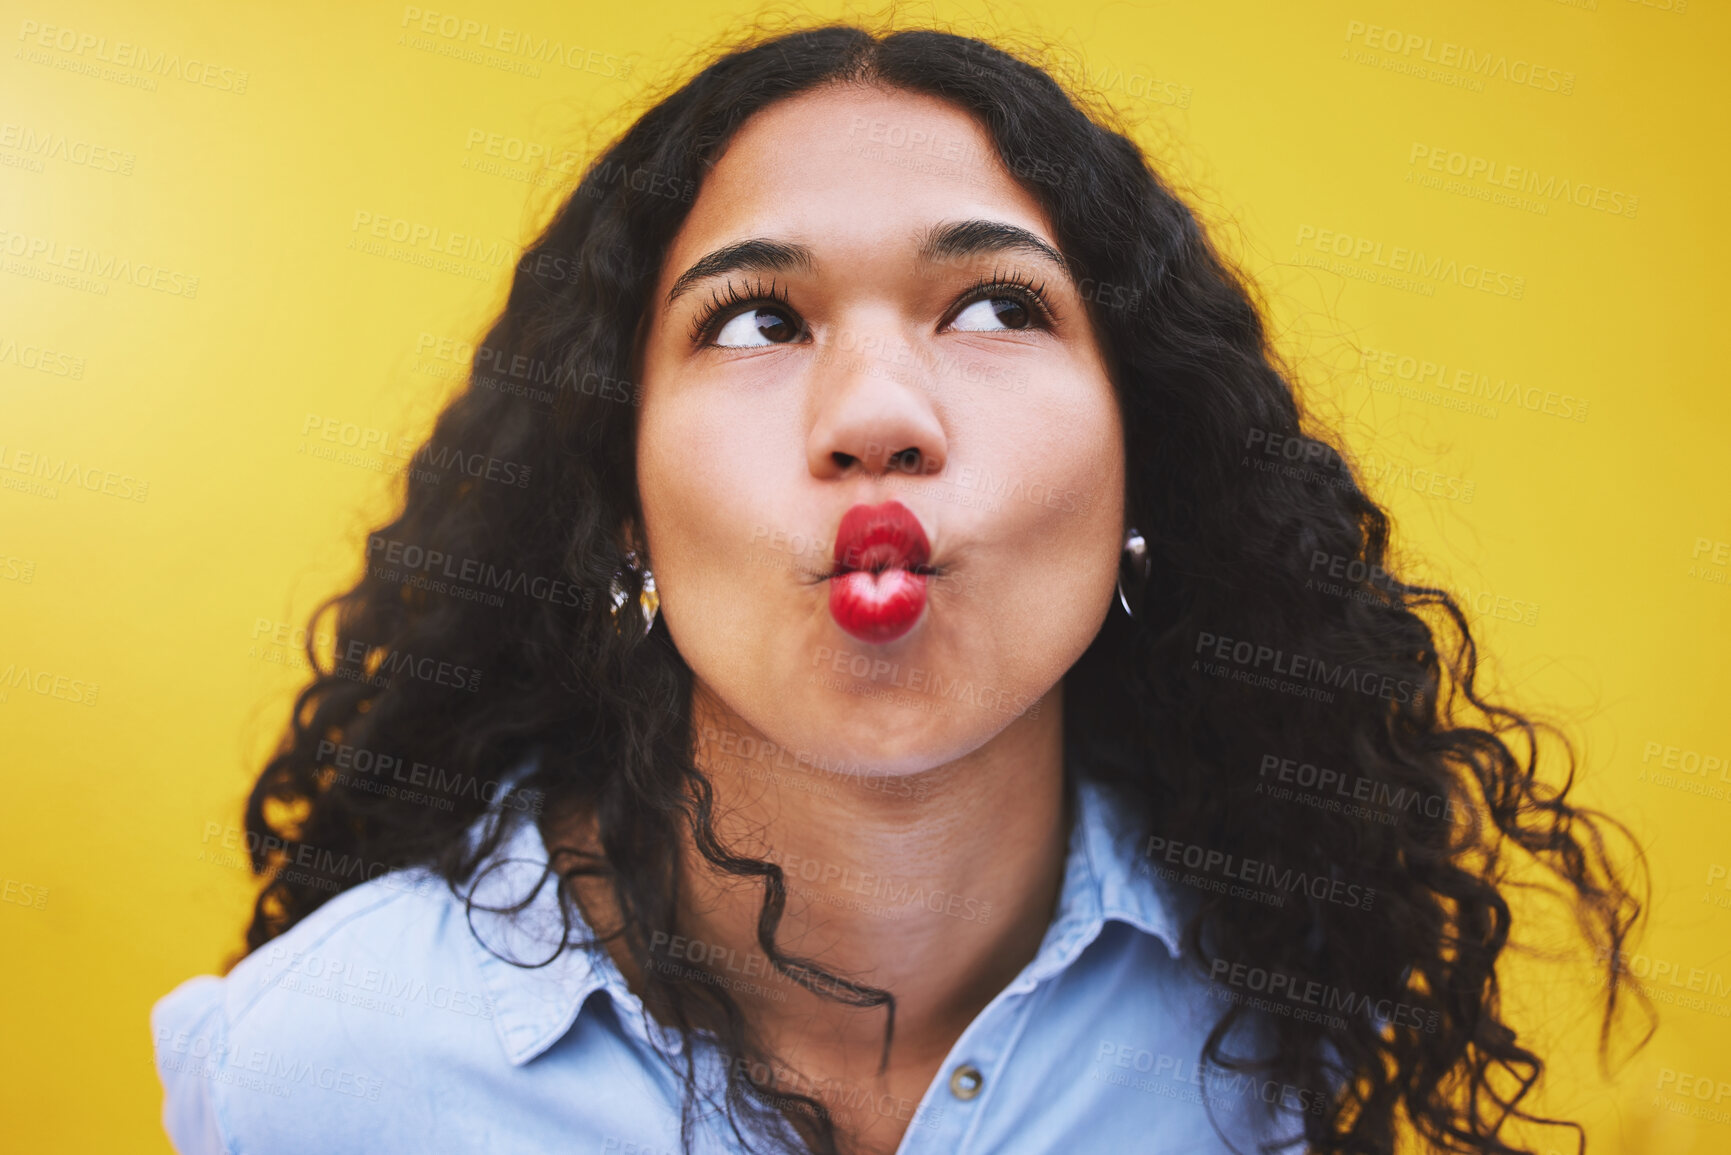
152,24,1646,1155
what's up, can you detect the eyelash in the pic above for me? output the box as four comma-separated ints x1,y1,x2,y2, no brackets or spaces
954,268,1057,330
688,276,795,345
687,267,1058,347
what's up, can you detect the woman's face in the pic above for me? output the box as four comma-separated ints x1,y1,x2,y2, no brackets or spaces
635,83,1125,775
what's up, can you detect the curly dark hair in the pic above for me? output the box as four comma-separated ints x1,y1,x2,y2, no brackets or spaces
239,22,1650,1155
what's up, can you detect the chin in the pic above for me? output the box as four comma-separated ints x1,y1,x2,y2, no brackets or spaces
779,685,1025,777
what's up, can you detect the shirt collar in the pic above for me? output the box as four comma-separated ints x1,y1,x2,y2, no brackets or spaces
459,772,1184,1067
460,807,623,1066
1019,772,1185,986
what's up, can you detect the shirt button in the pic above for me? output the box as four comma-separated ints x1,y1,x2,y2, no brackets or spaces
949,1064,984,1101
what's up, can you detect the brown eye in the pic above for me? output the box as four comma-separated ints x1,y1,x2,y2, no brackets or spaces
950,296,1032,331
714,307,802,347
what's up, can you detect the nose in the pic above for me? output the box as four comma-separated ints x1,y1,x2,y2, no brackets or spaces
805,330,949,482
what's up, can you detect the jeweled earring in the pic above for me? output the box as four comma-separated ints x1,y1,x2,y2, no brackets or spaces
608,549,659,631
1117,528,1150,618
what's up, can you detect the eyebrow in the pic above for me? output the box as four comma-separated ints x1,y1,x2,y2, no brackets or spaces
663,219,1073,307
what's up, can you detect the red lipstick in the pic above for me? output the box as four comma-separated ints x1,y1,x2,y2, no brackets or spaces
828,501,932,644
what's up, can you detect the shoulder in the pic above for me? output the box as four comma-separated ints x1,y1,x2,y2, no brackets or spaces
149,809,688,1154
151,869,484,1153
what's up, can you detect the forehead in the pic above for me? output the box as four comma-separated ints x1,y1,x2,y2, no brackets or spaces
659,83,1056,284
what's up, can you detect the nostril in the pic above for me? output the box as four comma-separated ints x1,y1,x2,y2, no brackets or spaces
889,448,922,473
831,451,857,469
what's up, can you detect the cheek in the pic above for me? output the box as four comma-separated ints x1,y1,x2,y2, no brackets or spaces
641,421,742,583
934,386,1123,679
1015,390,1123,607
635,395,805,645
990,383,1123,561
996,447,1123,660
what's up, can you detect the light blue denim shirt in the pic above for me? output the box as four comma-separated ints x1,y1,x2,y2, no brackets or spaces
152,774,1317,1153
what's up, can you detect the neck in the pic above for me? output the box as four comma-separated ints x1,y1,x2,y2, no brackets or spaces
676,683,1073,1082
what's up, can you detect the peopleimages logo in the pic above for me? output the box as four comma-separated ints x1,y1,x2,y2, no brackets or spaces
264,944,496,1020
15,19,251,93
1193,630,1424,706
809,644,1044,719
1294,225,1525,300
1258,753,1467,825
0,333,85,378
762,847,994,924
313,739,543,814
0,226,199,298
1143,835,1378,911
1207,957,1441,1034
0,123,136,174
1358,346,1590,423
0,444,149,502
0,661,100,706
1408,144,1638,220
1090,1043,1329,1115
1343,20,1576,95
366,534,590,609
396,7,633,79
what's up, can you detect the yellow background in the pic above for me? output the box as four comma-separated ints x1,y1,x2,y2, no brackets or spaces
2,0,1727,1150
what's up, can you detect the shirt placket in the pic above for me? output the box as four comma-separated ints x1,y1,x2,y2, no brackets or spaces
893,921,1084,1155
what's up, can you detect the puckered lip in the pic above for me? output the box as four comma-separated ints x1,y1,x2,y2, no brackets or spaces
830,500,934,577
